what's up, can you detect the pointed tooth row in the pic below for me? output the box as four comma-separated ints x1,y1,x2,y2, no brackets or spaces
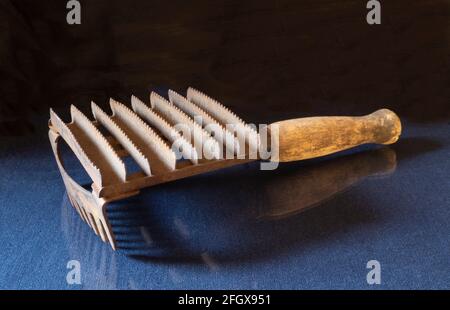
98,214,116,250
168,90,240,156
131,96,199,165
96,219,107,242
87,213,100,236
110,99,177,173
70,105,127,185
91,102,152,176
68,189,116,249
186,88,244,125
150,92,221,160
186,87,260,154
50,109,103,186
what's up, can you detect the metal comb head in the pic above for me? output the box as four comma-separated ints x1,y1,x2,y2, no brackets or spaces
49,87,402,250
49,88,258,250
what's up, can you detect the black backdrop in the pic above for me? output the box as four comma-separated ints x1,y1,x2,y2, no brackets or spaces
1,0,449,136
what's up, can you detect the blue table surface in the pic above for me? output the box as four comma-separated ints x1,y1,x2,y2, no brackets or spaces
0,121,449,290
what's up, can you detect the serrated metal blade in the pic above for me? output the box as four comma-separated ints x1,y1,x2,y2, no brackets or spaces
150,92,221,160
109,98,177,174
186,88,260,157
50,109,103,186
91,102,152,176
168,89,240,157
131,95,199,165
70,105,127,184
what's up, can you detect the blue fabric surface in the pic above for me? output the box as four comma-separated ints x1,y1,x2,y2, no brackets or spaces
0,122,449,289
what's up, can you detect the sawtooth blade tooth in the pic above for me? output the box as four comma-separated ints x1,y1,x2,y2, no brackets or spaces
70,105,127,182
186,87,260,153
186,87,245,124
150,92,221,160
186,88,260,136
168,89,240,155
109,98,177,172
91,102,152,176
169,89,218,126
50,109,103,186
131,95,199,165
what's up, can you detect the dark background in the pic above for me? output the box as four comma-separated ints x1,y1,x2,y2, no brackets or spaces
0,0,449,134
0,1,449,290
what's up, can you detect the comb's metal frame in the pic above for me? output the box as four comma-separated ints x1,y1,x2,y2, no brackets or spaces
49,89,257,250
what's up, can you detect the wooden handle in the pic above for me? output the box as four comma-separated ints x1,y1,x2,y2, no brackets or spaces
269,109,401,162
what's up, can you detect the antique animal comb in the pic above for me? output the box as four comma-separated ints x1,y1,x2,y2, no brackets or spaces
48,88,401,249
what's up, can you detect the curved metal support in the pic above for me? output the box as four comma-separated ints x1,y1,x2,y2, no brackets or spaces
49,129,136,250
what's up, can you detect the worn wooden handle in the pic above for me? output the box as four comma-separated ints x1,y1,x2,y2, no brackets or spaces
269,109,401,162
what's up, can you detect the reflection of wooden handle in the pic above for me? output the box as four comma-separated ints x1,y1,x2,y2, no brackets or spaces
261,147,397,219
269,109,401,162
